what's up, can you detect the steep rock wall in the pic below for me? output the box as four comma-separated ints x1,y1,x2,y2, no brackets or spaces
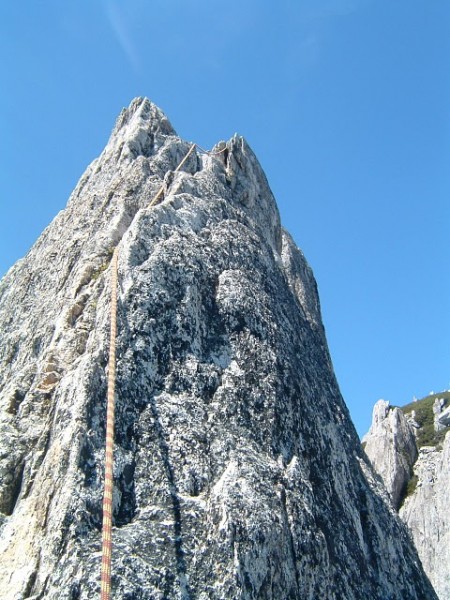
364,398,450,599
0,98,436,599
400,435,450,600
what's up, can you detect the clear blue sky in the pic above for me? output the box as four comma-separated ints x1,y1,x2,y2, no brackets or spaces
1,1,449,437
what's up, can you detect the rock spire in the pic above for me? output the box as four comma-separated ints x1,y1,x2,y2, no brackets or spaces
0,98,437,599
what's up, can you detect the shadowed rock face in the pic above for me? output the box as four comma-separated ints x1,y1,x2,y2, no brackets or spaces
0,98,437,599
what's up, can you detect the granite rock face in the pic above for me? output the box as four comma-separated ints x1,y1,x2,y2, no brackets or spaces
364,399,450,599
400,435,450,600
0,98,437,599
434,399,450,431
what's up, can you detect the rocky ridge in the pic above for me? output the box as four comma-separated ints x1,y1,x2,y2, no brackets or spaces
363,395,450,599
0,98,437,599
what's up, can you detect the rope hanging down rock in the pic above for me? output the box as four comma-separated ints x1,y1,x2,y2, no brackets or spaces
100,246,118,600
99,141,227,599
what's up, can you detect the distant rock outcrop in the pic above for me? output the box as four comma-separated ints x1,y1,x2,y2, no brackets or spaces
434,398,450,431
0,98,437,599
362,400,417,509
364,394,450,599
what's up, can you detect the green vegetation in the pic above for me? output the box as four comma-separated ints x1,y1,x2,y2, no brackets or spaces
401,391,450,448
91,247,116,281
405,474,418,498
399,474,419,508
91,263,108,281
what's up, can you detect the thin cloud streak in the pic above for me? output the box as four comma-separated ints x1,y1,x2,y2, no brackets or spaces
104,1,141,74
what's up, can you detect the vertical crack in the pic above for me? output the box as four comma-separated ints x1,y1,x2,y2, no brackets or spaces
149,395,192,599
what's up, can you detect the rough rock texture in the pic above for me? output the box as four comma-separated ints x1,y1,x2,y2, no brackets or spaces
362,400,418,509
0,98,437,599
364,399,450,599
434,399,450,431
400,436,450,600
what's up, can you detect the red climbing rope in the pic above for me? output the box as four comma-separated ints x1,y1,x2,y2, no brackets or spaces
100,247,118,600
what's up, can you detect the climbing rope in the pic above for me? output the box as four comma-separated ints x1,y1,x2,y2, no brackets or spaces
195,143,228,156
99,141,227,598
148,143,196,208
100,246,118,600
148,142,228,209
